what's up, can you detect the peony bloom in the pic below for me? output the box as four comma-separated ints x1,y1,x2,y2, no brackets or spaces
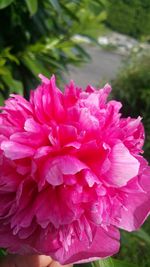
0,74,150,264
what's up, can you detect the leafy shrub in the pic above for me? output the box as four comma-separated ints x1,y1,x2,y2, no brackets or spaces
0,0,105,101
106,0,150,40
112,48,150,160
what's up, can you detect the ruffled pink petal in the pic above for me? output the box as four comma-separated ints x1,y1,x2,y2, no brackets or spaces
115,193,150,231
105,143,140,187
1,141,35,160
0,74,149,264
51,225,120,264
115,169,150,231
42,156,88,186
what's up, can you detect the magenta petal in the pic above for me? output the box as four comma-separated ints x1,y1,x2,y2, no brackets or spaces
105,143,140,187
116,171,150,231
0,74,149,262
0,227,20,248
10,132,46,147
43,156,87,185
1,141,35,159
51,225,120,264
58,124,77,146
24,118,42,133
48,75,65,120
139,166,150,192
116,192,150,231
79,108,99,131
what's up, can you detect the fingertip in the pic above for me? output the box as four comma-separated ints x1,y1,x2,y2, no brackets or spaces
50,260,73,267
14,254,52,267
37,255,53,267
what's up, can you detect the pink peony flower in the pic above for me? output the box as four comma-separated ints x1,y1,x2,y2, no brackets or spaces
0,74,150,264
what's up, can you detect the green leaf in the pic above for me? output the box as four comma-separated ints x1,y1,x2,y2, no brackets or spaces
92,258,114,267
111,259,137,267
99,258,114,267
25,0,38,15
2,47,19,64
10,79,23,95
0,249,7,257
22,53,50,77
0,0,14,9
132,228,150,245
60,3,79,22
92,258,137,267
2,74,23,95
49,0,61,12
0,59,6,67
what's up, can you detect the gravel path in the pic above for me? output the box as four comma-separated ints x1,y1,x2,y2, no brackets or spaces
64,45,125,88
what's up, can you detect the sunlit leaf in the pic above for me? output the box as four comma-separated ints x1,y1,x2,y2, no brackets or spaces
0,65,11,75
0,0,14,9
99,258,114,267
22,54,50,77
60,3,79,22
2,47,19,64
2,74,23,95
92,258,137,267
111,259,137,267
0,59,6,67
25,0,38,15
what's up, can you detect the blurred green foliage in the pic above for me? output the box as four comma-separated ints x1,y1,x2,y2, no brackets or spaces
106,0,150,41
0,0,106,101
112,48,150,161
117,219,150,267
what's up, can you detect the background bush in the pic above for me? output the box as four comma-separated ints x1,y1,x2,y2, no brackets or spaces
112,48,150,161
0,0,106,101
106,0,150,40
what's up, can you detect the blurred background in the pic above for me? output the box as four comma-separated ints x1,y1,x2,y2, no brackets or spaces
0,0,150,266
